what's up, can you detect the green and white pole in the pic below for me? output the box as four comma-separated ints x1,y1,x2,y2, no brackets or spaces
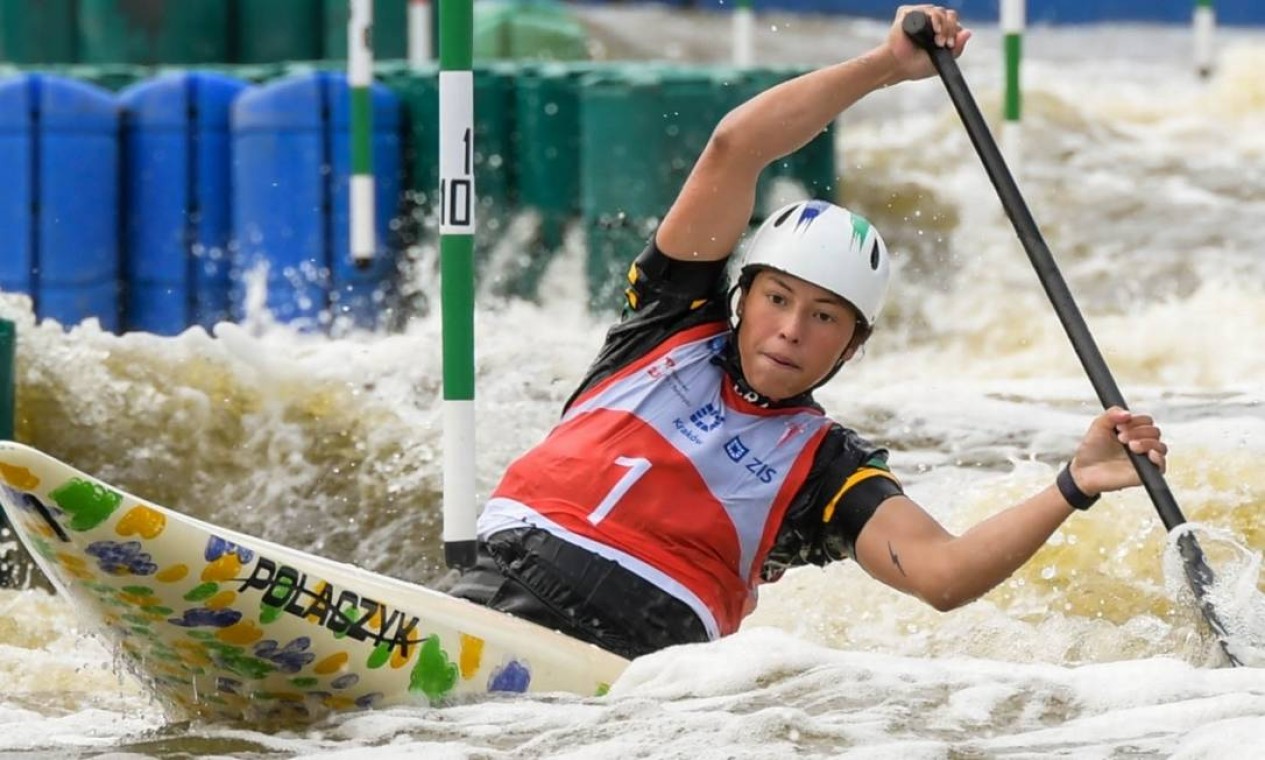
440,0,477,570
1193,0,1216,79
1001,0,1024,163
408,0,433,68
349,0,376,269
733,0,754,68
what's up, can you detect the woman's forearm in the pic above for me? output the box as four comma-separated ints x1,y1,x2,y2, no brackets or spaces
711,45,902,172
924,488,1074,611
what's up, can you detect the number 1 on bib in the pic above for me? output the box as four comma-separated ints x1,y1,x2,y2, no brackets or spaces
588,456,652,525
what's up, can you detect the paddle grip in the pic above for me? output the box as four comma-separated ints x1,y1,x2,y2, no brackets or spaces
901,10,938,51
902,11,963,89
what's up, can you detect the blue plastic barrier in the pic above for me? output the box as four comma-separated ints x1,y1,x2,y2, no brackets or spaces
683,0,1262,25
120,72,250,335
0,74,120,331
232,72,402,331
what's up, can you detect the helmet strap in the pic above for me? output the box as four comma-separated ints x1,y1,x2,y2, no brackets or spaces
813,326,869,388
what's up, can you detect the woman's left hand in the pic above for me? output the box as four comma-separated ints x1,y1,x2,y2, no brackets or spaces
1069,407,1168,496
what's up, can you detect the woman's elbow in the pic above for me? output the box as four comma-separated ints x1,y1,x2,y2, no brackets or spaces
706,115,766,170
923,591,972,613
913,572,980,612
704,120,739,161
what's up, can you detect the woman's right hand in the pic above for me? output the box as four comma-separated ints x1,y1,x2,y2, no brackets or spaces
882,4,971,83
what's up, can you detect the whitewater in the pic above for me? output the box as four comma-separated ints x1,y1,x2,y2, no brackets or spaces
1,7,1263,758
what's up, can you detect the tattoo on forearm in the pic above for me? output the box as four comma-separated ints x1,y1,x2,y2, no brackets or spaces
888,542,906,577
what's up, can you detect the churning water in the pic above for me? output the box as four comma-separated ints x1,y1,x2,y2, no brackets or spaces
1,8,1263,758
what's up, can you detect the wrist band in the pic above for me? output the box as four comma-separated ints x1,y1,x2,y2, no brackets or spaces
1057,465,1099,511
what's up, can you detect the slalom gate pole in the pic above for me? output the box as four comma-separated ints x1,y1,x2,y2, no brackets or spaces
1193,0,1216,79
349,0,376,269
409,0,434,68
734,0,755,68
1001,0,1024,160
440,0,477,570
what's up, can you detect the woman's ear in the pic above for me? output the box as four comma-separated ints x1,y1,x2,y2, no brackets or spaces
841,325,872,363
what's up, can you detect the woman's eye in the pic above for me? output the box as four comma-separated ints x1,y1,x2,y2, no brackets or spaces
768,292,786,305
814,311,836,323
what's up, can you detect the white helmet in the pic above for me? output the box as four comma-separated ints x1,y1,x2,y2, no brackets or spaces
738,200,891,328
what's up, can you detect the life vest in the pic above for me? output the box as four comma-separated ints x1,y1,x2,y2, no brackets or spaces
478,322,833,638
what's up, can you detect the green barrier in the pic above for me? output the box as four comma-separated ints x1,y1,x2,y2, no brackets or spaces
237,0,323,64
672,65,789,220
474,62,519,231
15,63,148,92
60,63,149,92
212,62,294,85
511,62,591,298
379,62,520,294
474,62,534,297
515,63,584,218
657,66,724,198
580,68,666,221
78,0,229,65
579,64,736,310
323,0,407,60
379,62,440,210
0,0,77,64
580,68,668,310
374,62,437,313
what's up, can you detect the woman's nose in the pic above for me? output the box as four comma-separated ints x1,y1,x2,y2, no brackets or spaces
778,311,805,343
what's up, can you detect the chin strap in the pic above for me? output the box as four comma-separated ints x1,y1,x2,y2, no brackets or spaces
710,333,819,410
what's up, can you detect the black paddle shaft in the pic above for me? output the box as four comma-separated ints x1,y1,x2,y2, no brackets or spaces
901,11,1240,664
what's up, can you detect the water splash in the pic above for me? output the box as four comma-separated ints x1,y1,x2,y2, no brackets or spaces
1164,522,1265,667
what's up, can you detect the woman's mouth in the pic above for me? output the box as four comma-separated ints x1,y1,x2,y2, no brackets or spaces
763,352,799,370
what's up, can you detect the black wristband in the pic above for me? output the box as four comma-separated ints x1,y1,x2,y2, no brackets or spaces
1057,465,1100,511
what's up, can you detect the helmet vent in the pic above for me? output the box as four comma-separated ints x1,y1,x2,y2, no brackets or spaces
772,204,798,228
869,240,881,270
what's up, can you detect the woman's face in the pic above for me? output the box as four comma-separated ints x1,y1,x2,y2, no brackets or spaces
736,270,859,400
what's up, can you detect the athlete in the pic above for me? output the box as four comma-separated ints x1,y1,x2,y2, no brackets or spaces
448,5,1168,659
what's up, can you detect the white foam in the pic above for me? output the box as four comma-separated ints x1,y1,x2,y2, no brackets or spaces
0,9,1261,757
